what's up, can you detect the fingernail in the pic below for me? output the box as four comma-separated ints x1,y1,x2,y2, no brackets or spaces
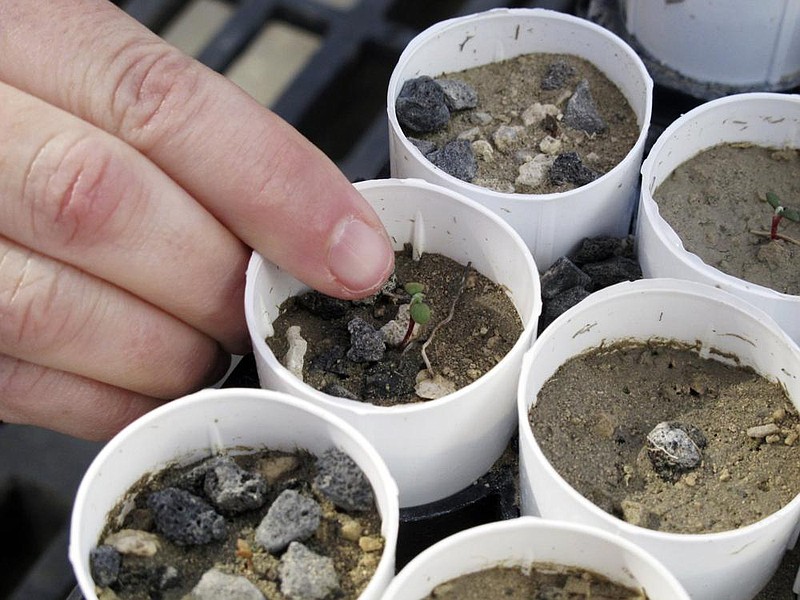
329,218,394,295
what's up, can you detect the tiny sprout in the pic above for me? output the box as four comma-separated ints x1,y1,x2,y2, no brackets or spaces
766,192,800,241
400,282,431,347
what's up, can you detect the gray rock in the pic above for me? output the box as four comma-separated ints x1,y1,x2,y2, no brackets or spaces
90,545,121,587
396,76,450,133
429,139,477,182
647,421,707,482
408,137,438,157
570,235,636,265
279,542,340,600
541,59,576,90
346,317,385,363
255,489,322,553
549,151,601,187
298,291,349,320
580,256,642,291
314,447,374,511
204,456,268,514
539,286,591,333
309,344,349,377
435,78,478,110
189,568,265,600
321,382,360,400
147,487,227,546
540,256,592,300
563,79,607,134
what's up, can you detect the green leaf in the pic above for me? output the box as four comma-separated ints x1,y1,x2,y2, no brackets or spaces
766,192,782,210
404,282,424,296
784,206,800,222
410,302,431,325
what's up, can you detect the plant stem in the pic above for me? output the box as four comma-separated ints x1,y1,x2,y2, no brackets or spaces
399,318,415,349
771,214,782,240
420,261,472,375
750,229,800,247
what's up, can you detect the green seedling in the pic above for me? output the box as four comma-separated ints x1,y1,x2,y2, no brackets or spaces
400,282,431,348
766,192,800,240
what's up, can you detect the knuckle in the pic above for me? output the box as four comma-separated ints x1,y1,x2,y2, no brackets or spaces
0,355,38,423
108,41,203,149
24,134,127,249
0,245,74,355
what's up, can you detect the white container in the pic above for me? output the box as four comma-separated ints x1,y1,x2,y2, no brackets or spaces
383,516,690,599
69,388,400,600
245,178,541,507
636,92,800,345
387,8,653,270
620,0,800,94
518,278,800,600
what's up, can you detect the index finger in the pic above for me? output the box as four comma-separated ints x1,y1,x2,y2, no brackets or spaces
0,0,394,299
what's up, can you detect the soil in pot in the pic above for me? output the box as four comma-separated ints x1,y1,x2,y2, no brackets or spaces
395,53,640,194
89,447,384,599
265,246,524,404
529,340,800,534
653,143,800,295
422,563,647,599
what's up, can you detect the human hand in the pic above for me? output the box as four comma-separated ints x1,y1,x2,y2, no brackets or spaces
0,0,395,439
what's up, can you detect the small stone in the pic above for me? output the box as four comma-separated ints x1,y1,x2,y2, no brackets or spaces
104,529,160,557
429,139,477,181
258,455,299,485
90,545,121,587
322,382,360,400
719,467,732,482
747,423,781,439
279,542,340,600
408,137,438,157
255,489,322,554
646,421,706,482
785,431,798,446
297,291,349,320
549,151,601,186
434,78,478,110
379,304,415,347
283,325,307,381
314,448,374,512
415,370,457,399
339,515,362,542
563,79,607,134
539,256,591,300
470,111,493,125
147,487,227,546
766,434,782,444
492,125,525,152
580,256,642,291
570,235,636,265
539,286,591,332
471,139,494,162
515,154,555,189
521,102,560,126
396,76,450,133
683,472,698,486
772,408,787,422
346,318,385,363
204,456,268,514
456,126,482,142
190,568,265,600
359,535,384,553
541,59,576,90
538,135,562,155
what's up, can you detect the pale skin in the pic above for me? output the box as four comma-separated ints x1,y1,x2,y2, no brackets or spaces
0,0,395,440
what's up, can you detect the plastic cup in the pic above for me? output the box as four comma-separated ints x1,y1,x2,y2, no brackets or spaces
69,388,400,600
619,1,800,91
518,278,800,600
245,178,541,507
387,8,653,270
636,92,800,345
382,516,690,599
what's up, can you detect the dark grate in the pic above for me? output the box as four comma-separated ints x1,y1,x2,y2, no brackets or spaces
4,1,799,599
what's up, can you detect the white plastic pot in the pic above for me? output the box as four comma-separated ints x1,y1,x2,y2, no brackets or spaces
387,8,653,270
518,278,800,600
245,178,541,507
383,516,690,599
69,388,400,600
620,0,800,95
636,92,800,345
